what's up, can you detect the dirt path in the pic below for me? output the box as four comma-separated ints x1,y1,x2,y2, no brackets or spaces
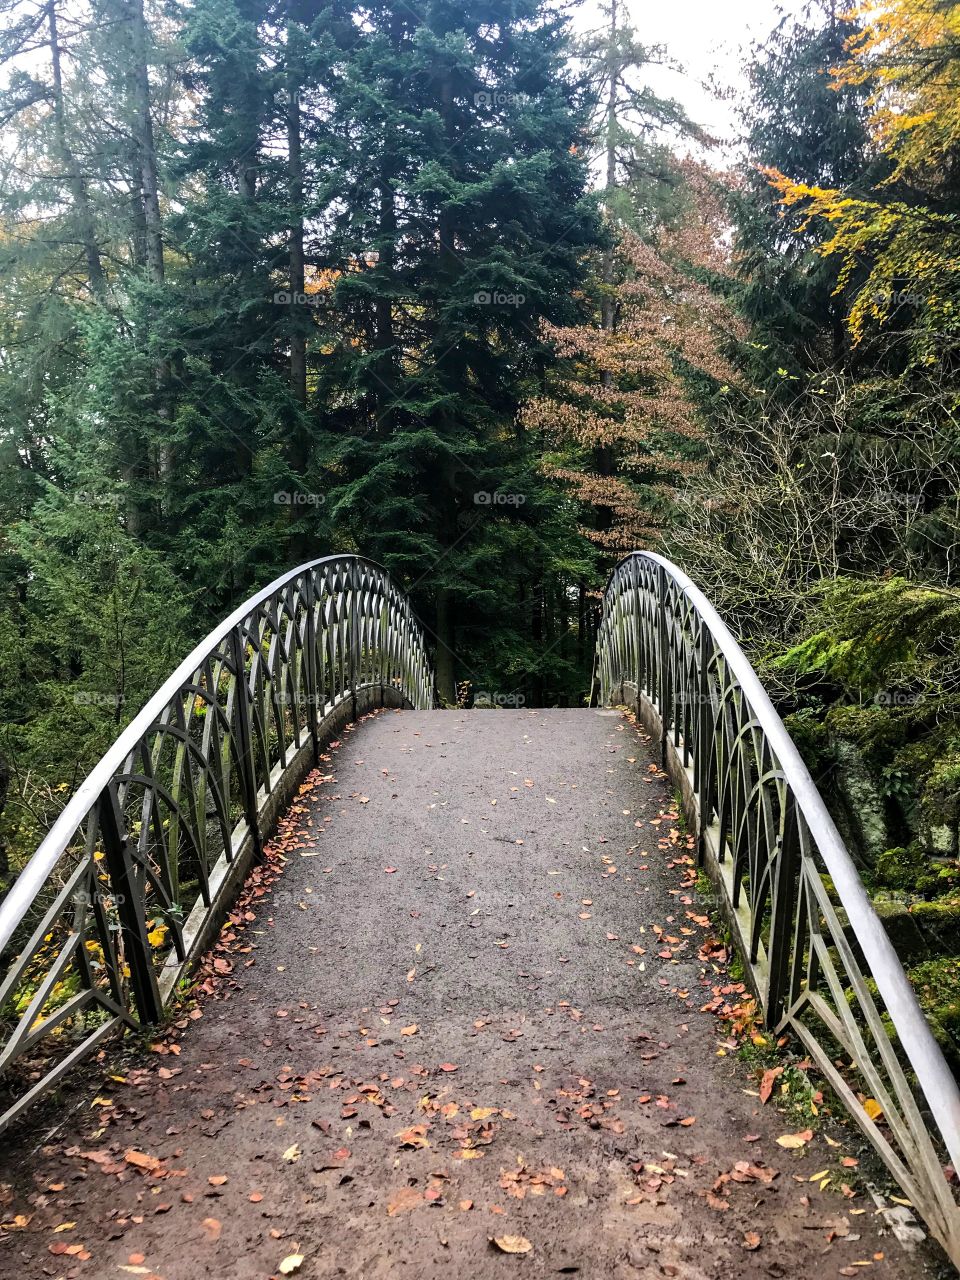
0,708,942,1279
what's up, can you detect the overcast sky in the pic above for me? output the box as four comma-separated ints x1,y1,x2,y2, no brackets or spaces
572,0,807,155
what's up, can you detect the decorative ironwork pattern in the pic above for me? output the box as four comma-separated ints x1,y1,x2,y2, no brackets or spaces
598,551,960,1267
0,556,433,1131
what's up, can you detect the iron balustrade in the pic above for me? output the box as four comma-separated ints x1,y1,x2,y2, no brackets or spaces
597,550,960,1268
0,555,433,1132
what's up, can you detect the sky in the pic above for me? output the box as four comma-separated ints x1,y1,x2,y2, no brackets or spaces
572,0,807,153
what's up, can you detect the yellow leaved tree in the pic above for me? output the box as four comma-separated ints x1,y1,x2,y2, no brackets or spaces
767,1,960,367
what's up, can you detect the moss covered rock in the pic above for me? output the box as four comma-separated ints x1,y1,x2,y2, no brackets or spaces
875,844,942,893
907,956,960,1070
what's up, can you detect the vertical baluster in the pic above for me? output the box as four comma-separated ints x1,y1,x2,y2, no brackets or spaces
230,628,263,861
304,573,320,762
98,788,163,1024
657,564,670,763
765,794,801,1026
349,560,359,717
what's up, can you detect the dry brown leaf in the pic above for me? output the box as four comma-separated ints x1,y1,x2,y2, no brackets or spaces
124,1149,161,1172
387,1186,423,1215
759,1066,783,1104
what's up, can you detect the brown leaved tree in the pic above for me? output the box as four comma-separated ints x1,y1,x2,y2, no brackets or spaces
524,165,745,561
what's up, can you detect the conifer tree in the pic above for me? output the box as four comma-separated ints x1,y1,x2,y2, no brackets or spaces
312,0,600,702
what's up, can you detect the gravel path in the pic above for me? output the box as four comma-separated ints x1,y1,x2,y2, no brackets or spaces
0,708,941,1280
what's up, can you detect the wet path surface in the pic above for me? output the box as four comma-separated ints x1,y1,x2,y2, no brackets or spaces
0,709,938,1279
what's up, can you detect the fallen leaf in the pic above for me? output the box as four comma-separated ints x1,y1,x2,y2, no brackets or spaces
776,1130,813,1149
279,1254,305,1275
387,1186,423,1215
743,1231,761,1251
282,1143,302,1163
124,1149,162,1173
492,1235,533,1254
201,1217,222,1242
396,1125,430,1150
759,1066,783,1104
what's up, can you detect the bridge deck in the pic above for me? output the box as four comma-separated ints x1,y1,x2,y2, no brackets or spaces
0,710,926,1278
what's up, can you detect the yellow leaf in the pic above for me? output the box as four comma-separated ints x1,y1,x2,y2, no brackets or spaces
147,924,168,947
492,1235,533,1254
776,1130,812,1149
471,1107,498,1120
863,1097,883,1121
282,1143,301,1163
279,1255,304,1275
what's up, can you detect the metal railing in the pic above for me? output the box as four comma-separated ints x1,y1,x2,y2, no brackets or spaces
0,555,433,1131
597,550,960,1267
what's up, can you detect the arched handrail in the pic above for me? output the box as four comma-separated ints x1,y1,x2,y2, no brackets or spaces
0,555,434,1131
598,550,960,1267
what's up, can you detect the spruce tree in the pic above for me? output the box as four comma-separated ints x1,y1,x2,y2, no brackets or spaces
312,0,600,702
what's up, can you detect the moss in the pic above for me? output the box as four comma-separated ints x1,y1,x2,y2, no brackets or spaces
782,709,832,766
824,704,906,755
909,896,960,950
871,897,930,964
875,844,942,893
921,756,960,827
907,955,960,1067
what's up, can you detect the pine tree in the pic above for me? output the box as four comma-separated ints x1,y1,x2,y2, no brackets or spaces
311,0,600,702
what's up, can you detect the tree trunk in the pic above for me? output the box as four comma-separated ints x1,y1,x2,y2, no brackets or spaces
600,0,618,338
0,754,10,887
287,26,307,407
128,0,173,512
129,0,163,286
47,0,105,298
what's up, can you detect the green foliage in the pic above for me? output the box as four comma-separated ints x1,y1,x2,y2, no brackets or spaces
875,845,942,894
907,955,960,1067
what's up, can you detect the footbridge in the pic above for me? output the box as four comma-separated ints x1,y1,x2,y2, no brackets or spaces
0,553,957,1276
